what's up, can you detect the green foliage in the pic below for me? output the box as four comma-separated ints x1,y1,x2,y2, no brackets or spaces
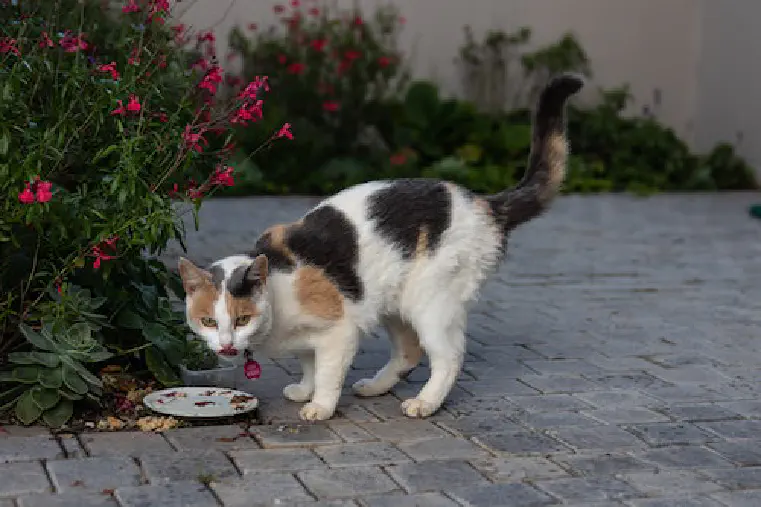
183,339,220,372
230,10,755,195
0,0,278,427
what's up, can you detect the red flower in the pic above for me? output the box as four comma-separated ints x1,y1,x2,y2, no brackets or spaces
277,54,287,64
128,47,141,65
18,177,54,204
378,56,392,68
344,50,362,61
38,32,54,48
154,112,168,123
199,66,224,94
273,4,285,14
183,125,209,153
290,0,300,6
0,38,20,56
337,60,352,74
308,7,319,16
276,123,294,140
18,183,35,204
390,153,407,165
122,0,140,13
35,180,53,203
127,95,141,113
239,76,269,99
210,166,235,187
91,236,119,270
59,31,87,52
353,16,363,26
97,61,120,80
147,0,170,24
230,100,264,125
186,180,204,199
197,31,215,43
310,39,327,52
287,62,306,75
322,101,340,112
191,58,209,72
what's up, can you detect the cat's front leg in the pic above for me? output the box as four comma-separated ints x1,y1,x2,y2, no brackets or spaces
299,322,359,421
283,351,315,403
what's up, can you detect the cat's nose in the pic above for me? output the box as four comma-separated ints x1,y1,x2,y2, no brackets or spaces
218,344,239,356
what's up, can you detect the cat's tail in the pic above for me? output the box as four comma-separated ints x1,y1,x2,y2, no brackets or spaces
485,73,584,232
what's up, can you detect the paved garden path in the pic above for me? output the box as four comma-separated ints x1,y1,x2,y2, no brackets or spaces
3,193,761,506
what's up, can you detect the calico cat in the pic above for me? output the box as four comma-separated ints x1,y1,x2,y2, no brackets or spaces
178,73,584,421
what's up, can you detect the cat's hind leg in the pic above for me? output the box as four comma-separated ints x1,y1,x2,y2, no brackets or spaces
352,315,424,397
401,302,466,418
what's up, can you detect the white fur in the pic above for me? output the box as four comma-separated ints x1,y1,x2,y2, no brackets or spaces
185,181,503,421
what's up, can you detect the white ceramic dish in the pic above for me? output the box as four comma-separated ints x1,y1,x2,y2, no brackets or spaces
143,387,258,418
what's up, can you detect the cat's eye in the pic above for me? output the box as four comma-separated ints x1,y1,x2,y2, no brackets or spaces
235,315,252,327
200,317,217,328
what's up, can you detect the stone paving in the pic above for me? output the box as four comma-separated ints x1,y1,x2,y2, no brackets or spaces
3,193,761,506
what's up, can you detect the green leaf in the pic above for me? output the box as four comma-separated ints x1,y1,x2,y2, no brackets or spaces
0,385,28,413
11,365,41,383
92,144,118,164
0,128,9,157
116,309,143,329
142,323,185,366
39,367,63,389
61,356,102,387
69,349,113,363
65,322,93,349
145,347,181,387
31,387,60,411
42,400,73,428
19,324,57,352
61,363,88,395
8,351,61,368
15,390,42,425
58,387,83,401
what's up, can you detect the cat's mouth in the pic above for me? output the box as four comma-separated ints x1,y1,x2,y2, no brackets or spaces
218,345,239,356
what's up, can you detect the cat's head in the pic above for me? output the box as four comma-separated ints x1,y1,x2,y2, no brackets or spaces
178,254,272,364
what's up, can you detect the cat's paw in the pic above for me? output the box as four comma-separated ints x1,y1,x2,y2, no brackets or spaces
299,402,334,421
283,383,313,403
351,378,389,397
401,398,439,418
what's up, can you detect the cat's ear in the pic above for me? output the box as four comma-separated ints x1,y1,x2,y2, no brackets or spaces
178,257,210,295
246,254,268,287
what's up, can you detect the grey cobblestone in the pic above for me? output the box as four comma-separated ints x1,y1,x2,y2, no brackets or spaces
620,469,723,496
626,498,724,507
139,450,238,484
229,447,325,474
446,483,557,506
115,481,218,507
359,492,459,506
397,437,490,462
298,467,399,499
79,431,173,457
534,476,642,503
0,461,52,497
470,456,568,482
210,473,313,506
0,435,64,462
360,421,448,442
164,424,259,452
249,423,341,448
553,453,656,476
706,439,761,466
623,422,717,446
314,442,410,467
17,492,119,507
47,457,141,493
385,460,488,493
473,430,570,455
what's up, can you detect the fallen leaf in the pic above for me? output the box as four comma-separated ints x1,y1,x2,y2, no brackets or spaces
71,480,84,487
102,488,115,495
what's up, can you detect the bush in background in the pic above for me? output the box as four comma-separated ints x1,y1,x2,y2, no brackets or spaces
0,0,288,427
229,6,756,195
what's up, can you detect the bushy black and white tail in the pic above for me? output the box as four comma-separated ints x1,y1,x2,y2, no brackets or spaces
485,73,584,232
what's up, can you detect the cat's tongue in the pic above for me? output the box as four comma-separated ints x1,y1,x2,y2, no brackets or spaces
244,360,261,379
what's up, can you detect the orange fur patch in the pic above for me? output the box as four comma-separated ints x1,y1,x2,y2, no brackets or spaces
414,227,429,259
188,284,218,321
260,224,297,264
294,267,344,320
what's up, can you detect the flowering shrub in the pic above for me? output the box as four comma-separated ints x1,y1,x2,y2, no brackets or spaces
0,0,289,427
228,0,408,194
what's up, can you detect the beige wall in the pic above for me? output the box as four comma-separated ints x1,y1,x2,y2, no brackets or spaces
176,0,759,177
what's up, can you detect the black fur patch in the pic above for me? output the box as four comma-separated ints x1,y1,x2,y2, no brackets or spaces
247,205,364,301
287,205,364,301
226,264,260,298
367,179,452,259
208,265,225,290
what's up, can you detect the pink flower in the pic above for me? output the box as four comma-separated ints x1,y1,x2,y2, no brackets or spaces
378,56,392,68
308,7,319,16
147,0,170,24
322,101,340,112
344,50,362,61
290,0,300,6
0,38,20,56
126,95,141,113
197,31,215,43
154,112,168,123
310,39,327,52
210,166,235,187
353,16,363,26
111,100,126,116
38,32,54,48
276,123,294,140
230,100,264,126
18,183,35,204
239,76,269,99
122,0,140,13
277,54,287,64
97,61,120,80
91,236,118,269
286,62,306,75
183,125,208,153
399,16,406,25
192,58,209,72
